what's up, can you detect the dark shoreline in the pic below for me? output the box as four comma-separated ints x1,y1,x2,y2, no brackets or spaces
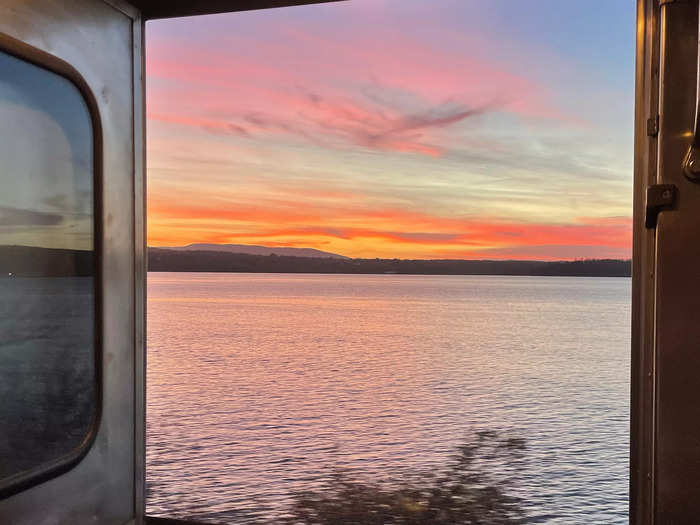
0,245,631,278
148,248,631,278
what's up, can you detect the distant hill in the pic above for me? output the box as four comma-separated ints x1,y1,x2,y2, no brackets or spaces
165,243,348,259
148,248,631,277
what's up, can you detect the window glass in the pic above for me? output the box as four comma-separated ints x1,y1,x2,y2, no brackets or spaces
0,50,97,489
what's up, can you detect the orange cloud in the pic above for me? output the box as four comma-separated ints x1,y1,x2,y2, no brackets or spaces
148,192,631,260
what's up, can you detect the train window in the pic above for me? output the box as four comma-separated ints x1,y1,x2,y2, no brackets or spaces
0,49,99,496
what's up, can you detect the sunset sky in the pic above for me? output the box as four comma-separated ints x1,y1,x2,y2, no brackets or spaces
146,0,635,260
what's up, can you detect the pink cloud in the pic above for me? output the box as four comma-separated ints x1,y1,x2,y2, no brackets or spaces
149,112,250,136
149,86,490,156
146,10,577,157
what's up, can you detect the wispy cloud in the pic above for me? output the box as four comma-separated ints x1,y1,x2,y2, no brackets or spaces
149,113,250,137
150,90,493,157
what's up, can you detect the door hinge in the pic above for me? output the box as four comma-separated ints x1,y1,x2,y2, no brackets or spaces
645,184,677,229
647,115,659,137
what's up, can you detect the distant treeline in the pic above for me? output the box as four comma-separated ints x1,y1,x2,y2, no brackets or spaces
0,245,94,277
148,248,631,277
0,245,632,278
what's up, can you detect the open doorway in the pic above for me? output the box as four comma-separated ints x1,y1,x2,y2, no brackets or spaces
144,1,635,523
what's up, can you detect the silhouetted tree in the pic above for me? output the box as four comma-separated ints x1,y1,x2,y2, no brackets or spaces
147,247,631,277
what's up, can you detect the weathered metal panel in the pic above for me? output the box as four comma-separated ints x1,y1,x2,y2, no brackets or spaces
655,0,700,521
0,0,138,523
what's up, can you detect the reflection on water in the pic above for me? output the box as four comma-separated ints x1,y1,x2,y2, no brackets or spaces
147,273,630,524
281,431,526,525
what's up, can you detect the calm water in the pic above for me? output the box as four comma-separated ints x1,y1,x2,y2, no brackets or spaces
147,273,630,524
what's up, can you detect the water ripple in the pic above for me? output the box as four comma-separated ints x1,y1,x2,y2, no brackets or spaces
147,273,630,524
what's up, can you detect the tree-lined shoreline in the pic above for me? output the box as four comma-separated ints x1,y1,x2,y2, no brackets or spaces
0,245,631,278
148,247,631,277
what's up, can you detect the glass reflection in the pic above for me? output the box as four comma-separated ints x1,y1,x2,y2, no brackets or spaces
0,51,96,484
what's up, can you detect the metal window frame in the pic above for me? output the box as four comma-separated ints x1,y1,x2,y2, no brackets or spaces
0,32,104,500
630,0,700,522
134,12,148,523
631,2,660,523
